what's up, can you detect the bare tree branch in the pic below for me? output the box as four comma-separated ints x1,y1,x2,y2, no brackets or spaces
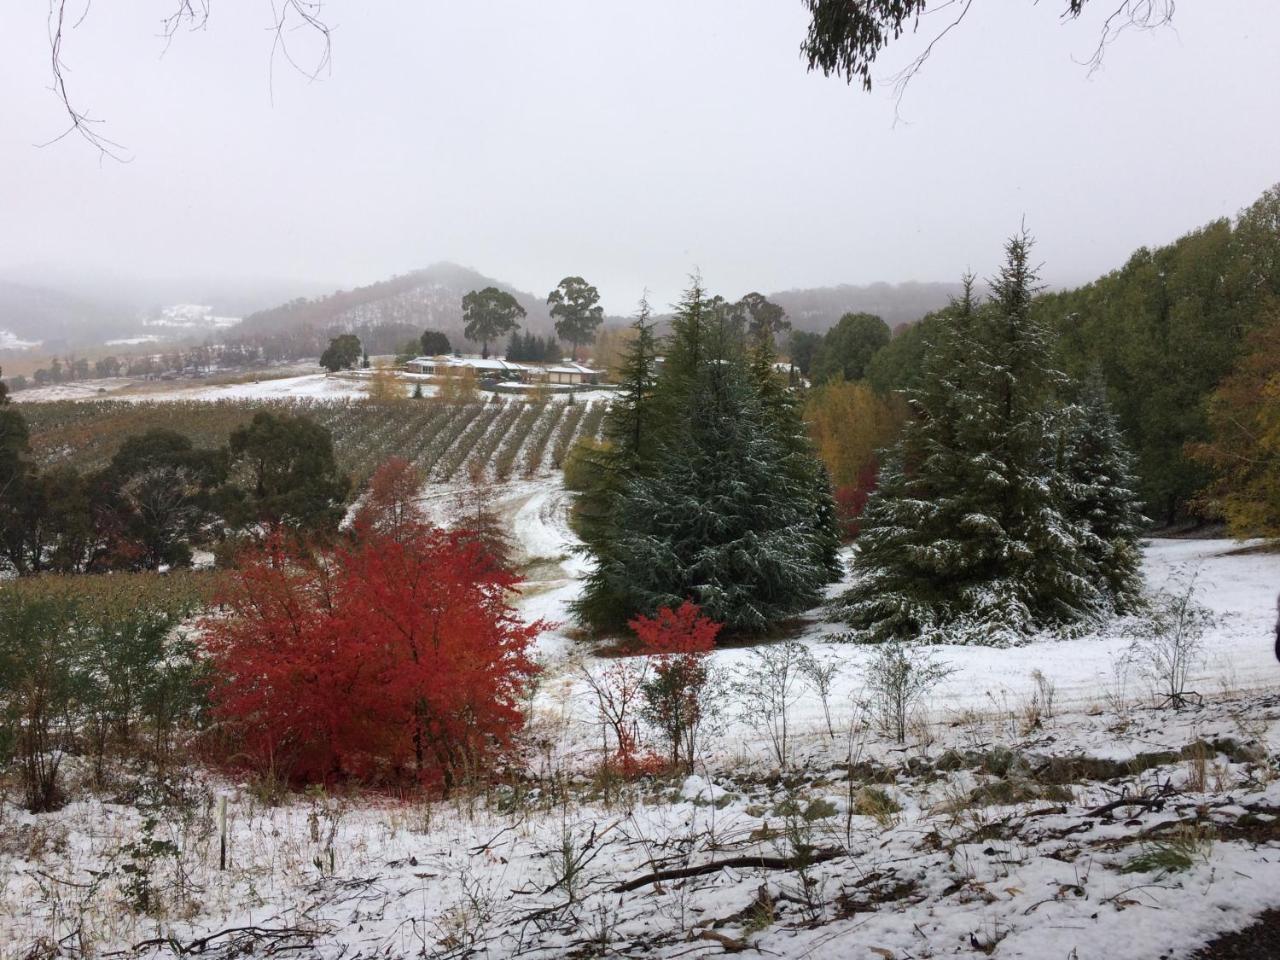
1076,0,1177,74
41,0,332,161
889,0,975,124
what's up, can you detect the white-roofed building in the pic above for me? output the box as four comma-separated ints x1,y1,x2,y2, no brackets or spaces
534,362,603,386
405,355,530,379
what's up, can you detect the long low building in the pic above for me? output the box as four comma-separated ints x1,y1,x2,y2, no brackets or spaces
405,355,527,378
405,355,603,385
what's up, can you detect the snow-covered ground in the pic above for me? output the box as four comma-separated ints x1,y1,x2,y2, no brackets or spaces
0,329,40,350
3,472,1279,960
133,372,394,402
11,371,616,405
7,378,131,402
11,372,406,404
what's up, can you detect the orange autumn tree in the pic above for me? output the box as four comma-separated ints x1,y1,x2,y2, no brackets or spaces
202,517,542,789
1191,302,1280,537
351,455,424,541
804,379,905,538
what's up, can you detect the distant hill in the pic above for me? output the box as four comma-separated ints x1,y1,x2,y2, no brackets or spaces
0,272,336,354
233,263,559,349
0,281,134,352
234,266,967,354
767,280,967,334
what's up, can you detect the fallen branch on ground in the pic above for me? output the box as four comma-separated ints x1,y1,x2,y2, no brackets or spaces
612,848,844,893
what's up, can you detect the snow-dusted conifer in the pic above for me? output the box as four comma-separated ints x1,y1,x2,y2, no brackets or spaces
575,279,839,635
1052,367,1146,611
844,235,1113,645
605,349,831,633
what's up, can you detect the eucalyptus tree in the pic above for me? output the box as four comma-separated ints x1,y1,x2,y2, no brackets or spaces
547,276,605,362
462,287,526,359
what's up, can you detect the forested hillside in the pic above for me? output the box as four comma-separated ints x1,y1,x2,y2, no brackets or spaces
1038,185,1280,525
841,184,1280,529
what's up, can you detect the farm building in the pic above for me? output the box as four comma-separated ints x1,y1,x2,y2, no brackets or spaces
405,356,530,379
404,356,604,385
534,362,603,386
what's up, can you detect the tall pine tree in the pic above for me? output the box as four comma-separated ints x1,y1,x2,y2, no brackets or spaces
573,295,661,628
843,235,1125,645
573,280,839,635
1052,367,1147,611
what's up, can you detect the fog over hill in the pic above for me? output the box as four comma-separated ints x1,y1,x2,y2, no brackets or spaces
232,264,968,350
0,272,337,354
767,280,968,333
233,262,560,347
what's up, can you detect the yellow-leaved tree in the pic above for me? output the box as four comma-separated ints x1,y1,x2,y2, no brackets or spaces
1191,302,1280,537
803,380,905,538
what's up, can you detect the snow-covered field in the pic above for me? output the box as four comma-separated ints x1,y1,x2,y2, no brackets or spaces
0,329,40,350
134,372,399,402
3,472,1279,960
10,372,382,404
11,371,614,405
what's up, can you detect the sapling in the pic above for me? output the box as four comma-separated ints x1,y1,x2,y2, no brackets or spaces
1126,575,1213,708
799,648,840,739
633,603,721,772
732,639,810,768
864,640,955,744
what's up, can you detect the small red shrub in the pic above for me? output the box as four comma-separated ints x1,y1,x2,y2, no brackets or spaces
629,603,721,771
834,458,880,540
628,601,720,656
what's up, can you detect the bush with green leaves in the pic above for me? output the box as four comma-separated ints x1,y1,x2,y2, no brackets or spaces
0,572,211,810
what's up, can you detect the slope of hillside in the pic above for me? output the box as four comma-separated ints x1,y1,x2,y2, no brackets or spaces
769,279,966,333
0,281,133,349
231,266,973,351
233,262,559,346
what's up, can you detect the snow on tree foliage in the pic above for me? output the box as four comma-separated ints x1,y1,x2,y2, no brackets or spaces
573,281,841,635
842,234,1144,646
1051,366,1147,610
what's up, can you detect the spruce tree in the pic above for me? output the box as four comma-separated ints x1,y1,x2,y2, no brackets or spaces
599,351,831,633
1053,368,1146,611
747,313,842,580
574,280,839,635
843,236,1110,645
573,296,660,629
841,277,996,642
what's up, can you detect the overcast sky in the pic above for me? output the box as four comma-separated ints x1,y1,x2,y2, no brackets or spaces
2,1,1278,313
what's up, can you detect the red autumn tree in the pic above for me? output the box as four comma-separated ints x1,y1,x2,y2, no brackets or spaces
834,457,880,539
351,456,424,542
202,523,542,789
630,602,721,771
629,601,720,656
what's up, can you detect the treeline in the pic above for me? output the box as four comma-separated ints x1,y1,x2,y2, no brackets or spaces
505,330,563,363
796,183,1280,531
1039,185,1280,525
2,342,289,393
0,395,349,576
